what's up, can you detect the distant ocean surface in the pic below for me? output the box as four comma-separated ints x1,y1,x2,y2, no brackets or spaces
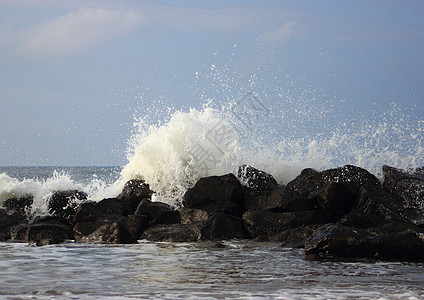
0,166,423,299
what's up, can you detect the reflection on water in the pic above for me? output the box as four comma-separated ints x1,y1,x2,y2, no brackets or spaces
0,240,423,299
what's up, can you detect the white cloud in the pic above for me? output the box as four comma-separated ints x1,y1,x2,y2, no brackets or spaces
258,21,296,44
16,7,144,58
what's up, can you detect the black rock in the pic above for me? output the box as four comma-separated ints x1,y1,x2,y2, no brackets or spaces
75,221,137,244
72,198,123,225
183,173,245,217
117,179,153,215
180,207,209,224
10,216,74,246
48,190,88,222
3,195,33,221
305,223,424,262
135,199,181,226
0,208,20,241
141,223,202,242
200,212,245,241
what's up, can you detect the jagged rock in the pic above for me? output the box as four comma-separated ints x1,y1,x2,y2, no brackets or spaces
305,223,424,262
0,208,20,241
180,207,209,224
183,173,245,217
48,190,88,222
3,195,33,222
242,209,329,241
279,224,322,248
75,221,137,244
141,223,202,242
10,216,74,246
72,198,123,224
117,179,153,215
237,165,282,211
135,199,181,226
280,165,380,213
200,212,245,241
382,165,424,225
120,215,151,240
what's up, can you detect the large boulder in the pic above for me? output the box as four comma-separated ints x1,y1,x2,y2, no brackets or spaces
117,179,153,215
3,195,33,222
48,190,87,222
200,212,245,241
183,173,245,217
75,221,137,244
141,223,202,242
72,198,123,224
280,165,380,213
237,165,283,211
135,199,181,226
0,208,20,241
10,216,74,246
305,223,424,262
382,165,424,225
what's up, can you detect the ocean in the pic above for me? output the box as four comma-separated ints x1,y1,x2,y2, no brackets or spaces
0,101,423,299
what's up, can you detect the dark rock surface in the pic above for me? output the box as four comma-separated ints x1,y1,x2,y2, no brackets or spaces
305,223,424,262
117,179,153,215
10,216,74,246
0,208,20,241
48,190,88,222
183,173,245,217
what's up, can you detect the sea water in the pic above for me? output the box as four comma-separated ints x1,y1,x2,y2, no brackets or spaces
1,239,423,299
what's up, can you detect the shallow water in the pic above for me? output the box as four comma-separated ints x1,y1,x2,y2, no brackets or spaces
1,240,423,299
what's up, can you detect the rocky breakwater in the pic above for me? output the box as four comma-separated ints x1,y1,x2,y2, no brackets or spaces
1,164,423,262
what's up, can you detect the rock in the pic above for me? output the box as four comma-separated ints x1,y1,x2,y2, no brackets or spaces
75,221,137,244
242,209,329,241
356,186,419,232
3,195,33,222
279,225,322,248
237,165,282,211
382,165,424,224
141,223,202,242
305,223,424,262
280,165,380,213
180,207,209,224
183,173,245,217
135,199,181,226
48,190,87,222
315,182,358,221
238,164,279,193
10,216,74,246
200,212,245,241
0,208,19,241
72,198,123,224
117,179,153,215
120,215,151,240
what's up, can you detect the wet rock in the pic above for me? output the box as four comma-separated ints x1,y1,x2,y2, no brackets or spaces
183,173,245,217
237,165,282,211
355,186,419,232
200,212,245,241
141,223,202,242
305,223,424,262
48,190,88,222
382,165,424,224
135,199,181,226
10,216,74,246
3,195,33,222
180,207,209,224
278,225,322,248
280,165,380,213
117,179,153,215
0,208,19,241
75,221,137,244
120,215,151,240
72,198,123,224
242,209,329,241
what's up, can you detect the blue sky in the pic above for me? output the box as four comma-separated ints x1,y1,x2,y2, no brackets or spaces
1,0,423,166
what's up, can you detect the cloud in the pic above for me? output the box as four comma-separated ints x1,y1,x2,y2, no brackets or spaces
16,7,144,58
258,21,296,44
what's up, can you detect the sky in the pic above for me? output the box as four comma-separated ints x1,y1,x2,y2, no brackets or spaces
0,0,423,166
